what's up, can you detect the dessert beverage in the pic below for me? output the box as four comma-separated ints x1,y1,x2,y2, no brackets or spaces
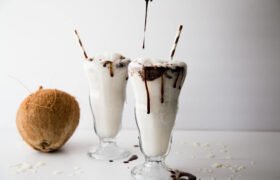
83,53,131,160
129,58,187,179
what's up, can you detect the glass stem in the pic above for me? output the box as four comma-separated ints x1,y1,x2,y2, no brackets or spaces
144,156,166,167
100,138,116,147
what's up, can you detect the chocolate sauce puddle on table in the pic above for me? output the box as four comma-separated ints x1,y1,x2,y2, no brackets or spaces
170,170,197,180
142,0,153,49
123,155,138,163
140,67,185,114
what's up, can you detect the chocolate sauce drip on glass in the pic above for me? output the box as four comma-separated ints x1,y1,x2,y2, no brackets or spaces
165,72,173,79
178,68,186,89
142,0,152,49
160,75,164,103
123,155,138,163
103,61,114,77
144,68,151,114
142,67,168,81
177,70,184,89
140,66,185,114
173,67,186,89
173,70,181,88
170,170,196,180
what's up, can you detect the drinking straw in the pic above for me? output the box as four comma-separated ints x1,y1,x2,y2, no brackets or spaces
170,25,183,60
74,29,89,60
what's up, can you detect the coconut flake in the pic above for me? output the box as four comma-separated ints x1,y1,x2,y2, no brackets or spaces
201,143,210,148
212,163,224,169
52,170,63,175
225,155,232,160
237,165,246,171
207,154,216,159
34,161,46,168
16,163,33,173
220,149,229,153
192,142,201,147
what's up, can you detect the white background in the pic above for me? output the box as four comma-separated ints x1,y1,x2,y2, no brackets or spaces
0,0,280,131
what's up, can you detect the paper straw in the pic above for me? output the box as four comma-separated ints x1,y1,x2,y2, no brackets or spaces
170,25,183,60
74,29,89,60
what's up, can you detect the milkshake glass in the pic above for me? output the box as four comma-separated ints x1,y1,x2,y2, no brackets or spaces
83,53,130,160
129,58,187,179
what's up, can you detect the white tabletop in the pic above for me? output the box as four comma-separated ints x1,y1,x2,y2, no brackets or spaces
0,129,280,180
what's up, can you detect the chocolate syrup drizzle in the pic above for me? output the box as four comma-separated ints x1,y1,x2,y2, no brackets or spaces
102,59,130,78
140,67,185,114
144,68,151,114
173,70,181,88
170,170,197,180
103,61,114,77
160,75,164,103
142,0,153,49
177,70,184,89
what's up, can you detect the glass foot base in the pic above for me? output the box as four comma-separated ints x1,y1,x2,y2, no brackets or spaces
88,142,130,160
131,161,172,180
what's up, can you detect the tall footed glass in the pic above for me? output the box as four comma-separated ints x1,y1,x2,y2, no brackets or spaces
129,59,187,179
132,107,174,179
83,54,130,160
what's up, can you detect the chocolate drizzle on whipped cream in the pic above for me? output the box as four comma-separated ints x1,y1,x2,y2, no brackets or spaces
103,61,114,77
139,66,185,114
89,54,130,79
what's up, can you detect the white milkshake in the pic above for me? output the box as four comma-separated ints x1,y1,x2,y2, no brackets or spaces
129,58,187,157
83,53,130,138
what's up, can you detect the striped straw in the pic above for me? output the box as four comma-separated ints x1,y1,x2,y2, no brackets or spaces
74,29,89,60
170,25,183,60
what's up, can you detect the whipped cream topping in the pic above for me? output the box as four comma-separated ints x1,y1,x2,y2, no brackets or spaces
83,53,130,138
130,58,186,69
89,53,130,63
128,58,187,157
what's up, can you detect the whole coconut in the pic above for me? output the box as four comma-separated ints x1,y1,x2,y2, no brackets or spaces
16,87,80,152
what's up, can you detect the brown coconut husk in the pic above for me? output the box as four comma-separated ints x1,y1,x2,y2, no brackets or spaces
16,87,80,152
